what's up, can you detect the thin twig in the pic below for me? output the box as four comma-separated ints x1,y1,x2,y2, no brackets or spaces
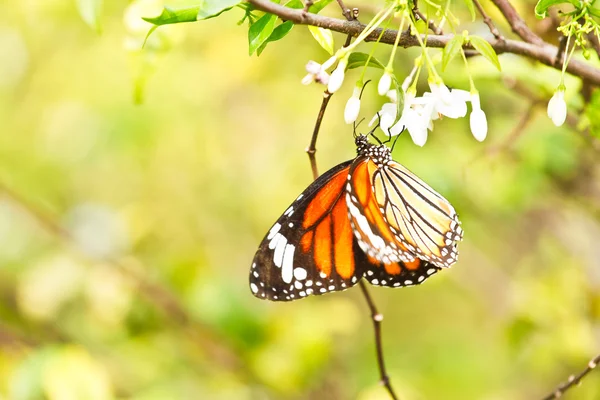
472,0,503,40
358,281,398,400
303,0,314,14
554,35,568,67
541,354,600,400
246,0,600,86
305,15,398,397
336,0,353,21
489,0,544,45
412,0,443,35
306,91,332,179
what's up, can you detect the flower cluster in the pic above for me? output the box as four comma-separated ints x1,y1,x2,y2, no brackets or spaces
302,55,488,146
298,0,495,147
370,82,487,146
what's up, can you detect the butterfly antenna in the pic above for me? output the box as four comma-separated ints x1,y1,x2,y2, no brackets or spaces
359,80,371,99
391,132,401,151
367,112,383,145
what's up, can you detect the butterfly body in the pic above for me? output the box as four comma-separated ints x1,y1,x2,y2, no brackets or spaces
250,135,462,301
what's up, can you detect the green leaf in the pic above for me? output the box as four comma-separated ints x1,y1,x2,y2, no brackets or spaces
257,21,294,56
285,0,304,8
309,0,335,13
143,1,241,26
469,35,501,71
442,35,465,71
463,0,476,21
248,13,278,55
143,6,200,26
197,0,242,20
308,26,334,55
346,52,385,70
76,0,103,33
534,0,581,18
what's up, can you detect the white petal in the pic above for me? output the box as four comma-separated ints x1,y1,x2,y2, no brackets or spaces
547,90,567,127
385,89,397,103
327,65,345,93
436,99,467,119
402,108,428,146
388,120,405,136
344,95,361,124
301,74,314,85
429,82,452,104
470,109,488,141
378,73,392,96
407,123,428,146
305,60,321,74
379,103,397,132
315,71,329,85
451,89,471,102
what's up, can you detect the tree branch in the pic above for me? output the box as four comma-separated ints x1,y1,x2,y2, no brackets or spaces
541,354,600,400
358,281,398,400
412,0,443,35
246,0,600,86
473,0,504,40
489,0,545,45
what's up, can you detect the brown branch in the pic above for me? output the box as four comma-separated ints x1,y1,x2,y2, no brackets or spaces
358,281,398,400
472,0,503,40
489,0,544,45
306,91,332,179
304,21,398,398
245,0,600,86
412,0,443,35
336,0,353,21
541,354,600,400
554,35,568,67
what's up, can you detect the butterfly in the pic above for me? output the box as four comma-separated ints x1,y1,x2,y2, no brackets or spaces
250,134,463,301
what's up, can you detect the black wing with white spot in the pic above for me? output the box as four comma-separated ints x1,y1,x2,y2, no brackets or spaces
250,161,365,301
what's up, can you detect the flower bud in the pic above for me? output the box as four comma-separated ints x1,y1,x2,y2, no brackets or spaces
344,87,361,124
378,72,392,96
327,57,348,93
547,89,567,127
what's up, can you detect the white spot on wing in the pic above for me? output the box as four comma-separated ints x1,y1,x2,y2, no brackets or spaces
267,223,281,240
268,232,282,250
293,267,307,280
250,283,258,294
273,235,288,268
281,244,295,283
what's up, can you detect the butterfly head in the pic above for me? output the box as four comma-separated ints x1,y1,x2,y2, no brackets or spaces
355,134,392,163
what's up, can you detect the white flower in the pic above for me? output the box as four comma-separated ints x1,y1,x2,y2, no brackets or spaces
369,103,397,133
378,72,392,96
301,60,330,85
385,89,397,103
344,87,361,124
547,88,567,126
327,56,348,93
469,92,487,141
388,92,432,146
426,82,469,119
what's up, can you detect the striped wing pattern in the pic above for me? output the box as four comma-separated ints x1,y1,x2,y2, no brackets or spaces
250,135,463,301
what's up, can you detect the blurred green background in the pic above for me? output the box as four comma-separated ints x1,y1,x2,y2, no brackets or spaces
1,0,599,399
